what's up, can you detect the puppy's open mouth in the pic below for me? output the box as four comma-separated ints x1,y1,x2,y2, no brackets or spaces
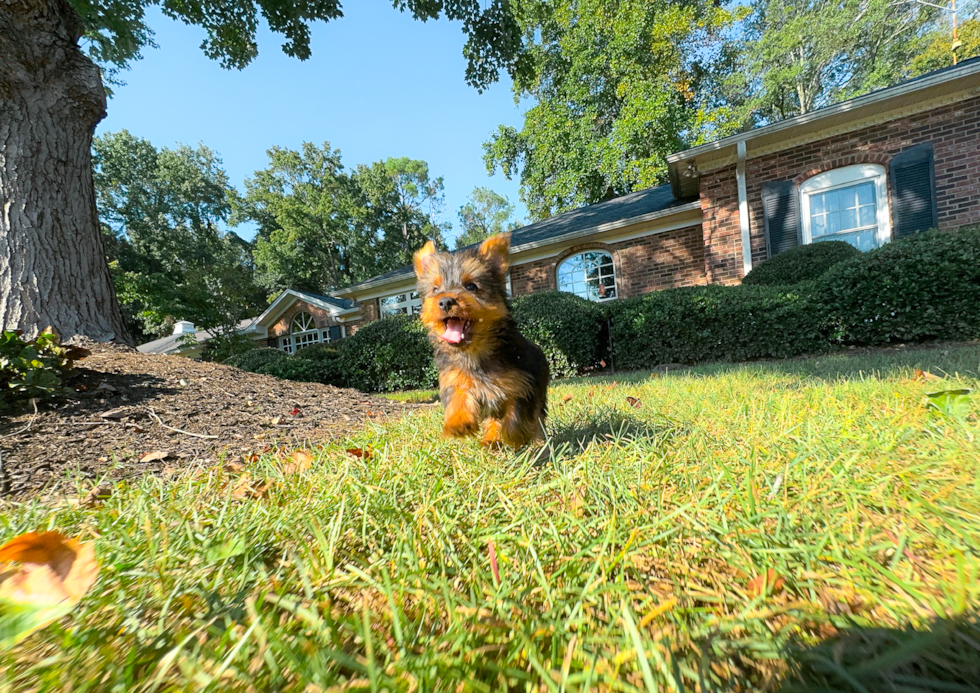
441,317,472,345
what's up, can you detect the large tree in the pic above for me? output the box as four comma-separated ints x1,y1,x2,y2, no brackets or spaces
94,130,264,343
0,0,521,343
238,146,448,296
483,0,739,220
454,187,520,249
734,0,943,123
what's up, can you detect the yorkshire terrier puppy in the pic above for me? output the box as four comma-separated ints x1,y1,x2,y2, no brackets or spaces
413,232,549,448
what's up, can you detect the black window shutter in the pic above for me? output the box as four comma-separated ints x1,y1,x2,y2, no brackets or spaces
889,142,938,240
328,325,342,341
761,180,801,257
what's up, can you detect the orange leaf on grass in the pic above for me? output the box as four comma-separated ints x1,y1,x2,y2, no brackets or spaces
746,569,785,598
561,394,573,405
625,396,642,409
346,447,373,459
0,532,100,645
282,450,315,474
230,474,275,500
913,368,942,382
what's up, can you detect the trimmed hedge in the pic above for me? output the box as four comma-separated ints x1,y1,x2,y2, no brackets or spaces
339,315,437,392
223,347,332,384
742,240,860,286
818,226,980,345
511,291,608,378
607,284,829,370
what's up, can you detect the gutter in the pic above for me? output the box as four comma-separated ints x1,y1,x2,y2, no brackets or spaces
736,141,753,275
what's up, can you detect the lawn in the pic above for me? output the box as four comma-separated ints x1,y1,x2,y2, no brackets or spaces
2,344,980,691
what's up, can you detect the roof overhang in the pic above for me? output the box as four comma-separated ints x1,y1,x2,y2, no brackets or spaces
335,201,702,300
252,289,357,331
667,59,980,198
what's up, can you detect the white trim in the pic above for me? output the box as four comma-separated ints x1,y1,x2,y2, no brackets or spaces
556,250,619,302
799,164,891,249
736,141,752,275
379,290,422,316
253,289,351,329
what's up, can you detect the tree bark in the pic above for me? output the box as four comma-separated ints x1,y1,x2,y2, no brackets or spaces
0,0,131,343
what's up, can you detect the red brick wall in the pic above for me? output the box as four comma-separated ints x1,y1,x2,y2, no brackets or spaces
699,94,980,284
508,225,706,298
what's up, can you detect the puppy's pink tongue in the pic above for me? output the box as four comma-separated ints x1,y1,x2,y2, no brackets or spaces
442,319,465,344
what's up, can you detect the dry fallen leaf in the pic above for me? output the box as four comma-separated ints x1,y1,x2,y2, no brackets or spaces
139,450,172,463
625,396,642,409
0,531,100,647
913,368,942,382
82,485,112,507
230,474,274,500
282,450,314,475
746,569,785,598
561,394,574,405
346,448,372,459
99,408,129,420
599,360,607,368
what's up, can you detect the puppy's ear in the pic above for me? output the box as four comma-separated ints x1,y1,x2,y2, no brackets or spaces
479,232,511,274
413,240,437,277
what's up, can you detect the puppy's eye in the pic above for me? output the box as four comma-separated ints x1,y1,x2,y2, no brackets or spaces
464,282,478,292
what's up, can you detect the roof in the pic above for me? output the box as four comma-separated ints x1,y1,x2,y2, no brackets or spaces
136,317,256,355
668,57,980,197
337,184,696,295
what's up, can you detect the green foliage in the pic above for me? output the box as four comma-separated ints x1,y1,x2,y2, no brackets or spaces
484,0,740,219
223,346,339,385
911,19,980,76
741,240,860,286
454,187,520,249
67,0,522,91
817,227,980,345
294,343,345,386
238,145,447,297
339,316,437,393
607,284,829,369
94,130,264,342
0,331,88,409
511,291,607,378
734,0,941,122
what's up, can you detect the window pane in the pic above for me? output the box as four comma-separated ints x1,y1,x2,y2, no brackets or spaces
841,207,858,231
557,252,616,302
856,182,874,206
811,195,825,214
811,214,826,236
825,191,841,213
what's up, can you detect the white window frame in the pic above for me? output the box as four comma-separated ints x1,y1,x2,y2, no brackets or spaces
556,251,618,302
380,290,422,316
800,164,891,250
279,311,321,354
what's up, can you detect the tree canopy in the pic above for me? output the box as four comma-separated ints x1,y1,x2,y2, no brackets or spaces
483,0,740,220
236,145,448,297
455,187,520,249
93,130,265,343
67,0,523,89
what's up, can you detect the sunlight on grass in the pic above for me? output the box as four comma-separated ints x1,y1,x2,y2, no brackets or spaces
2,345,980,690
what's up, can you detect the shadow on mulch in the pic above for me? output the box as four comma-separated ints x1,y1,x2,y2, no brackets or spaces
0,342,417,501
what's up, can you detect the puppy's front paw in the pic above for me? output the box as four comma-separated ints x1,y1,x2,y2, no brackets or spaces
443,411,479,438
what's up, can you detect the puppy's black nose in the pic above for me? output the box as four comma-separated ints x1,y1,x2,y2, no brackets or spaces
438,296,457,312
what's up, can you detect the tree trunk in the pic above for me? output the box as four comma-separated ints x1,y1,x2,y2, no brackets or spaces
0,0,131,343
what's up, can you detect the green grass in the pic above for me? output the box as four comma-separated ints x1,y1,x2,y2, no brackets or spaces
3,344,980,691
382,388,439,404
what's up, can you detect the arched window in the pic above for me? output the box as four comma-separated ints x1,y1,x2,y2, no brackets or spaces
557,251,617,302
279,311,321,354
800,164,891,251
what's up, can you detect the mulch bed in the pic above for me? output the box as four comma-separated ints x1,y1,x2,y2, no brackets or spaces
0,342,418,500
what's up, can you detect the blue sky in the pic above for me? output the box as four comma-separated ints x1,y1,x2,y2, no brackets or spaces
98,0,529,244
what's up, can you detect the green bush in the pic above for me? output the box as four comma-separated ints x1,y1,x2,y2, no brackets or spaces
0,330,89,410
741,241,861,286
224,348,290,372
511,291,608,378
294,343,345,386
607,284,829,370
339,315,437,392
818,226,980,345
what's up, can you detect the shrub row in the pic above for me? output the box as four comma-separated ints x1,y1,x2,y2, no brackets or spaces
227,227,980,389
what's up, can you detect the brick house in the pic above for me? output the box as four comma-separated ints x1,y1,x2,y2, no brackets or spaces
139,58,980,356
